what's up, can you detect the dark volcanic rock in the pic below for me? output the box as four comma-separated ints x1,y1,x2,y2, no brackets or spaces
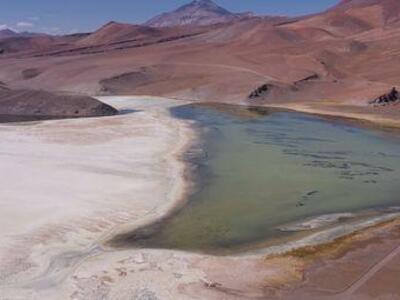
0,89,118,119
248,84,271,99
370,87,399,106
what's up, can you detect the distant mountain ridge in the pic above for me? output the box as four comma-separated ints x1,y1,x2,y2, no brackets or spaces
76,21,163,46
145,0,253,27
0,28,45,40
0,29,19,39
2,0,400,116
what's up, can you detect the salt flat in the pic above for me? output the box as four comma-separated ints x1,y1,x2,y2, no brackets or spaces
0,96,197,298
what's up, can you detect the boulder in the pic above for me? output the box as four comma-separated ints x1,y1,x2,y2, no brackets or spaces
248,84,270,99
370,87,399,106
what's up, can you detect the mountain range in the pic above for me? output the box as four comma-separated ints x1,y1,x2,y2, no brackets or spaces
0,0,400,123
0,28,44,40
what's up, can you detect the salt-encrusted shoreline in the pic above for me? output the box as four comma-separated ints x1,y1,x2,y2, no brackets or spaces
0,96,200,299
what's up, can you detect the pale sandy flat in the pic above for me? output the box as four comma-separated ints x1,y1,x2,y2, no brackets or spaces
0,96,200,299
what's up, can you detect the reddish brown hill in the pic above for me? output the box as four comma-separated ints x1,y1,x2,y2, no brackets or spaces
330,0,400,25
334,0,400,16
279,0,399,39
77,22,164,46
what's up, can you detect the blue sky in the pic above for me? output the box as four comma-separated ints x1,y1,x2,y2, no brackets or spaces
0,0,338,34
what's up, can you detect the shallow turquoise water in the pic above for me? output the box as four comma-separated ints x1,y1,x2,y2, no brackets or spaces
112,104,400,253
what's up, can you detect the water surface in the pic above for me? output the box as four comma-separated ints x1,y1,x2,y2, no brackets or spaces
111,104,400,254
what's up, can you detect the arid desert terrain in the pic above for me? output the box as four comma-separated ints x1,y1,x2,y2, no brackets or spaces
1,0,400,299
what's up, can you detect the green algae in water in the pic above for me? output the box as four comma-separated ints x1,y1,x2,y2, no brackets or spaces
112,104,400,254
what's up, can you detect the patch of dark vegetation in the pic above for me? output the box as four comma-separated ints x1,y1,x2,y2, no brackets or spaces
369,87,399,106
284,231,359,259
284,219,400,260
22,68,41,80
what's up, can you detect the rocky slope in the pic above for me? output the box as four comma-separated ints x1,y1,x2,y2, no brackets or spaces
332,0,400,22
0,89,118,119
